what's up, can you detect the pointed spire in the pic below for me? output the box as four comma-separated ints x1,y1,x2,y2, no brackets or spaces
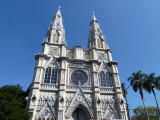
92,11,97,21
90,11,100,30
52,6,63,30
44,6,66,45
55,6,62,17
88,11,108,49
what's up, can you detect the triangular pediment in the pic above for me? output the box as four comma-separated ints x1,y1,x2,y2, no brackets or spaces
65,88,94,119
36,102,56,120
98,61,111,73
104,105,119,119
44,55,59,69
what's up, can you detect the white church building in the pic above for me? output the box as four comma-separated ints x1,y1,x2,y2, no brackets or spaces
26,7,128,120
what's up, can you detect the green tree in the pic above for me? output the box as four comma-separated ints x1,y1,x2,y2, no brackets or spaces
0,84,31,120
128,71,150,120
131,106,158,120
143,73,160,120
154,76,160,90
121,83,131,120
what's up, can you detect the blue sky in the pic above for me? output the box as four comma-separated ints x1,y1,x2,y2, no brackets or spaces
0,0,160,115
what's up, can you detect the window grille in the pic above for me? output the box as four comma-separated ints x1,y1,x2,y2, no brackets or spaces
44,67,58,84
100,72,112,87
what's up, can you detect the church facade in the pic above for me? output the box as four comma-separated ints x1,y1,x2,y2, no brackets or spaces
26,7,128,120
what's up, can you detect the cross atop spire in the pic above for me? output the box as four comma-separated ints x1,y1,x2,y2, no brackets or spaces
92,11,97,21
55,6,62,17
56,6,61,16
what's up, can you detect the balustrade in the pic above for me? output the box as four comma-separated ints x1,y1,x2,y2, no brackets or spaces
40,83,58,91
100,87,114,93
66,85,92,93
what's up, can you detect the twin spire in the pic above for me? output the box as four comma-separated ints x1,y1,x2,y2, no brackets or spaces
44,7,108,50
44,6,66,45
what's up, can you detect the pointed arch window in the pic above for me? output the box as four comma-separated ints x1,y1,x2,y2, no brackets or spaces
44,67,58,84
98,39,102,48
52,34,59,43
100,72,112,87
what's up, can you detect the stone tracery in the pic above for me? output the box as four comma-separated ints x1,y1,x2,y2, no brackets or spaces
36,103,56,120
65,88,94,119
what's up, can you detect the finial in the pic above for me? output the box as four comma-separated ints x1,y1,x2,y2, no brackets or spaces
92,11,97,21
92,11,95,15
56,6,61,15
78,81,81,88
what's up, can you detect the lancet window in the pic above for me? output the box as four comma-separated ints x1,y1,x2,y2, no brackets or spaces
100,72,112,87
98,39,102,48
44,67,58,84
53,34,59,43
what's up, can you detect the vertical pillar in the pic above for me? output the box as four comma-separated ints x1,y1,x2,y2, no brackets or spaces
91,62,100,120
58,110,63,120
111,64,128,120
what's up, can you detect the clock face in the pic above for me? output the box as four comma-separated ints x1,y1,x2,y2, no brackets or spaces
71,70,88,85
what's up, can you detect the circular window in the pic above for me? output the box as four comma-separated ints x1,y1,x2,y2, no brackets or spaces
71,70,88,85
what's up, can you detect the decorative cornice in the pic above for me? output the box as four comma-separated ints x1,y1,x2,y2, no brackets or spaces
92,71,98,73
35,54,50,60
112,72,119,75
42,42,66,46
59,68,66,71
34,66,44,70
108,61,118,65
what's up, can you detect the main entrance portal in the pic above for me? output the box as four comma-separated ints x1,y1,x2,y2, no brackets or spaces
71,108,88,120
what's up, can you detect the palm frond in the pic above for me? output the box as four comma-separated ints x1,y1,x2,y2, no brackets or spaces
128,76,134,81
154,76,160,90
133,83,138,92
128,71,144,92
143,80,152,93
121,83,127,95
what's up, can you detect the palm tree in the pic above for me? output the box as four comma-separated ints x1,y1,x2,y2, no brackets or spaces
154,76,160,91
121,83,131,120
128,71,150,120
143,73,160,120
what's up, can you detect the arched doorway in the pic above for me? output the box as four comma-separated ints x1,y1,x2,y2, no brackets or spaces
71,108,89,120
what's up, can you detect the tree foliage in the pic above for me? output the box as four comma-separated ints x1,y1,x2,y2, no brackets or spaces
0,84,31,120
131,106,158,120
121,83,131,120
128,71,150,120
121,83,127,95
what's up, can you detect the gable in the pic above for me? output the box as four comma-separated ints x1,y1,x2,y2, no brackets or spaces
36,103,56,120
44,55,60,69
65,88,94,119
104,105,119,119
98,61,111,73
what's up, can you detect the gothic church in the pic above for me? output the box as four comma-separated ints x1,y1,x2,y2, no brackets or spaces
26,7,128,120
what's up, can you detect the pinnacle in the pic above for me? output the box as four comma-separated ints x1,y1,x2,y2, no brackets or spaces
92,11,97,21
56,6,61,15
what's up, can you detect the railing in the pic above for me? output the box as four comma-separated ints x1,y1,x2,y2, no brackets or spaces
66,85,92,93
40,83,58,91
100,87,114,93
